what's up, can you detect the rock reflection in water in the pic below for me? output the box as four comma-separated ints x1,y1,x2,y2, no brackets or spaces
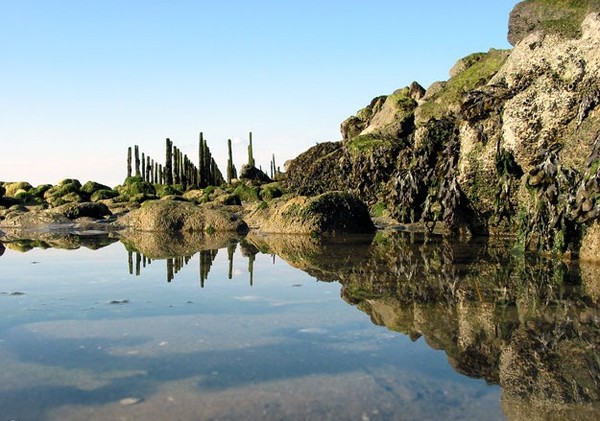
249,231,600,420
122,231,260,287
0,230,119,252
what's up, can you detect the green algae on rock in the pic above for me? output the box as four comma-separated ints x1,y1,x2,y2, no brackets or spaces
246,192,375,236
118,200,248,234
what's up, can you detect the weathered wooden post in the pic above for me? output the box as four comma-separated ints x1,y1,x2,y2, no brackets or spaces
165,138,173,185
147,156,152,182
127,147,132,178
173,146,180,185
227,139,234,183
198,133,205,187
248,131,255,167
135,145,141,177
141,152,146,181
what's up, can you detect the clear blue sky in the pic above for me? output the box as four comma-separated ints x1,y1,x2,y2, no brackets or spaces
0,0,519,187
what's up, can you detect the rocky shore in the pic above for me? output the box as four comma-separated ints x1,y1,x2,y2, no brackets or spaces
3,1,600,261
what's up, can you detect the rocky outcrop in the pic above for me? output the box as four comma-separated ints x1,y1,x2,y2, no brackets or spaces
341,82,424,143
285,6,600,258
118,200,248,233
508,0,600,46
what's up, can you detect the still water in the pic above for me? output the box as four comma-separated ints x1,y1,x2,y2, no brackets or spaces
0,230,598,420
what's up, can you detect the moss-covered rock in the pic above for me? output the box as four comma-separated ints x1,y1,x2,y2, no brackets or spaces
118,200,248,233
341,82,423,143
238,164,272,183
154,184,181,198
50,202,112,220
415,49,510,125
44,179,83,203
247,192,375,235
508,0,600,45
259,182,284,201
90,189,119,202
30,184,52,198
14,190,44,206
81,181,112,195
214,194,242,206
232,184,260,202
115,176,156,202
3,182,33,197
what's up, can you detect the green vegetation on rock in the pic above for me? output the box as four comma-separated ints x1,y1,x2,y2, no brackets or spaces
531,0,600,38
232,184,260,202
417,49,510,124
346,134,395,157
259,182,284,201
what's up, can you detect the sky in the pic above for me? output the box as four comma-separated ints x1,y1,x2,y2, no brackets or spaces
0,0,520,187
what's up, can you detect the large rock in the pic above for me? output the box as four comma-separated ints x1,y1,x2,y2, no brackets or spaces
238,164,272,183
115,176,156,202
246,192,375,235
50,202,112,220
508,0,600,46
3,182,33,200
0,209,71,228
118,200,248,233
341,83,423,142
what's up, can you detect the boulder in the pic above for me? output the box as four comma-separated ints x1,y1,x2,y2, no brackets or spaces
50,202,112,220
90,189,119,202
118,200,248,233
0,209,71,228
246,192,375,235
238,165,272,183
44,179,83,205
3,181,33,197
115,176,156,202
81,181,112,195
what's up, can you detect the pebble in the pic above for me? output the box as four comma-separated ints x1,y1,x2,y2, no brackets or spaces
119,397,143,406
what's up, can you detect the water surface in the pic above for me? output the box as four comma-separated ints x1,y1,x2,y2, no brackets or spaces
0,231,598,420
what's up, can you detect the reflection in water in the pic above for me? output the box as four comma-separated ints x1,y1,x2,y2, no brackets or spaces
249,231,600,419
124,234,267,288
0,229,598,419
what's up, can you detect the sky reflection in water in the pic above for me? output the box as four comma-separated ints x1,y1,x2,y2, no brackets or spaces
0,231,597,420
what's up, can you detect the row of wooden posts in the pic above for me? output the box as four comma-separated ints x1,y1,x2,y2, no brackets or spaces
127,132,280,188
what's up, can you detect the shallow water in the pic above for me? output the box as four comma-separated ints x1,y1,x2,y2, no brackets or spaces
0,231,598,420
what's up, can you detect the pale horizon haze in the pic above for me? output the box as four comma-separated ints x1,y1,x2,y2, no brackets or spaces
1,0,519,187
